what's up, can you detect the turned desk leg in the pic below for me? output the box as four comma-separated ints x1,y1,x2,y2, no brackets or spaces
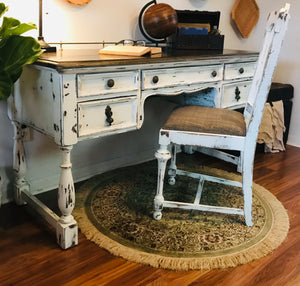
12,123,78,249
12,122,29,205
57,146,78,249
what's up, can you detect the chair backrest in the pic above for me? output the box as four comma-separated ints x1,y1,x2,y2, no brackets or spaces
244,3,290,137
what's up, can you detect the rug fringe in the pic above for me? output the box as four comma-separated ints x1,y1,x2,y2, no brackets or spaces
73,168,289,271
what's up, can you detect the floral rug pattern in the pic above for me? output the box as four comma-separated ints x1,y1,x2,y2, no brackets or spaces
74,155,289,270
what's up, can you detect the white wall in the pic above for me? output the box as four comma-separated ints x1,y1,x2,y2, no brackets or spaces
0,0,298,204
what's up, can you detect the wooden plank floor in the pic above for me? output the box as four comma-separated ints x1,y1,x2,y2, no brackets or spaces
1,145,300,286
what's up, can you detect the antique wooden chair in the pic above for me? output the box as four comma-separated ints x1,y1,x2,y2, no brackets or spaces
153,4,290,226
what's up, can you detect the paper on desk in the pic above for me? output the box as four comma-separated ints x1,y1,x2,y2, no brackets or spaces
99,45,162,57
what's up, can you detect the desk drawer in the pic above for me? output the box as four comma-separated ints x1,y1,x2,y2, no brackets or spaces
143,65,223,90
78,96,138,137
77,71,139,98
224,62,256,80
222,81,252,108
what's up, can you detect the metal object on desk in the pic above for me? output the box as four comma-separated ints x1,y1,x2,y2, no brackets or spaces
38,0,56,52
138,0,177,44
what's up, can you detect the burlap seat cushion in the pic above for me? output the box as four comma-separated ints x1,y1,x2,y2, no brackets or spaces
163,106,246,136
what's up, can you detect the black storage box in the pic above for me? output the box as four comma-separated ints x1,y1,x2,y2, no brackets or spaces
167,10,224,50
267,82,293,144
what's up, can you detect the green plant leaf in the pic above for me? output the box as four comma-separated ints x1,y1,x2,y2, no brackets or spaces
0,17,37,39
0,3,42,100
1,35,42,74
0,35,43,100
0,69,13,100
0,3,8,18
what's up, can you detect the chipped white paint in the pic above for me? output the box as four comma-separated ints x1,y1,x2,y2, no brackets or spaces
222,80,252,109
61,74,78,146
9,39,263,248
77,70,139,98
12,122,29,206
154,4,290,227
78,96,138,137
224,61,256,81
142,65,223,90
57,146,78,249
154,147,171,221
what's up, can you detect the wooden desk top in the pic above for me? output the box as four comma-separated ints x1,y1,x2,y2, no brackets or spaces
36,48,259,71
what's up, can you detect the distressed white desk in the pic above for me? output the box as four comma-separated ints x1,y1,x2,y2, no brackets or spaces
9,49,258,249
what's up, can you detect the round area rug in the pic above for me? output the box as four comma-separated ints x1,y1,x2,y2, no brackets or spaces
73,158,289,271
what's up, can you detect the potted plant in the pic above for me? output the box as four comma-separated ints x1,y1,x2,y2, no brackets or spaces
0,2,43,100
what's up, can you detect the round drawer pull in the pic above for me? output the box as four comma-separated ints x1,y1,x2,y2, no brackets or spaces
239,67,244,74
107,79,115,88
152,75,159,84
211,70,217,77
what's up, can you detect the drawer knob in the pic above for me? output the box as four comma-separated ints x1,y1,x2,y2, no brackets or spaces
105,105,114,125
239,67,244,74
107,79,115,88
235,87,241,101
211,70,217,77
152,75,159,84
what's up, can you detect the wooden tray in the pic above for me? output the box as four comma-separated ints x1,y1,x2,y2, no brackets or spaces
232,0,259,38
66,0,92,6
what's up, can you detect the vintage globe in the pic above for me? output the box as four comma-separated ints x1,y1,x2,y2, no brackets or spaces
142,3,178,40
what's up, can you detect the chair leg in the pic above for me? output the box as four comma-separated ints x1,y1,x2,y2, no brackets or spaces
154,145,171,220
242,151,254,227
168,144,177,185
